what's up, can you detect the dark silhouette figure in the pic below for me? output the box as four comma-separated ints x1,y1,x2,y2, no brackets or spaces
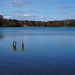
12,40,15,46
12,40,24,52
12,40,17,51
22,40,24,52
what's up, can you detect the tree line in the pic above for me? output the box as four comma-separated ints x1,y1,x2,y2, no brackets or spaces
0,15,75,27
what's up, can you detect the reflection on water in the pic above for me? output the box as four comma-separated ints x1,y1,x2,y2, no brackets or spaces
13,44,17,51
0,27,75,75
12,40,24,52
22,46,24,52
0,32,3,40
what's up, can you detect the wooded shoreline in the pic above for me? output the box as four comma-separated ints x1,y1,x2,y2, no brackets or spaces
0,15,75,27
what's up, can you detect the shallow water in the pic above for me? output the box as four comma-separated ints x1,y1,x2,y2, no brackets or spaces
0,27,75,75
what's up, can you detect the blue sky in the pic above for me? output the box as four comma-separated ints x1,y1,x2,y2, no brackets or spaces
0,0,75,21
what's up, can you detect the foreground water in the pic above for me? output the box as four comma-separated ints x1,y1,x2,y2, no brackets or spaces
0,27,75,75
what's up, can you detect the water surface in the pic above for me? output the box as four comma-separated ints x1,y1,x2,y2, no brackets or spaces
0,27,75,75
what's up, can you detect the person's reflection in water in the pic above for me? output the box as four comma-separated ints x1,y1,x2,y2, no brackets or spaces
13,45,17,51
12,40,24,52
12,40,17,51
13,40,15,46
0,35,3,40
22,40,24,52
22,46,24,52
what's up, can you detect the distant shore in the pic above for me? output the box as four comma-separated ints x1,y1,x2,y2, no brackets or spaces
0,15,75,27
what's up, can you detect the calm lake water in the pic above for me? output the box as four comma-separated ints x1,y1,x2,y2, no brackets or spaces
0,27,75,75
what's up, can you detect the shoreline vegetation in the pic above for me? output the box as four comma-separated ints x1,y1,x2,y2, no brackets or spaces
0,15,75,27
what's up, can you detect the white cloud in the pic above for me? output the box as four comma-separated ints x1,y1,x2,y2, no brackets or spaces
58,6,71,9
40,16,54,21
24,14,30,17
4,16,13,18
13,1,32,5
57,12,66,15
29,10,39,13
0,13,3,15
12,14,30,17
14,10,27,13
11,14,39,20
13,1,33,7
3,14,56,21
3,13,61,21
14,10,39,14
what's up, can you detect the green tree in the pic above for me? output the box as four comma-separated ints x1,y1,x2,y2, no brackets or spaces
0,15,3,26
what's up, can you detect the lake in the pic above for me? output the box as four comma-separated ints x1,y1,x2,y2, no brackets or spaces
0,27,75,75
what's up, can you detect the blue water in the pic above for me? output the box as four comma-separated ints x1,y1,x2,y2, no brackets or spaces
0,27,75,75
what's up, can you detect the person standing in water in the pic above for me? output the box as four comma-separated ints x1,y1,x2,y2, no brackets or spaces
12,40,17,51
22,40,24,52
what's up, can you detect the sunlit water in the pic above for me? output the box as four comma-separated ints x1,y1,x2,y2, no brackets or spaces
0,27,75,75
